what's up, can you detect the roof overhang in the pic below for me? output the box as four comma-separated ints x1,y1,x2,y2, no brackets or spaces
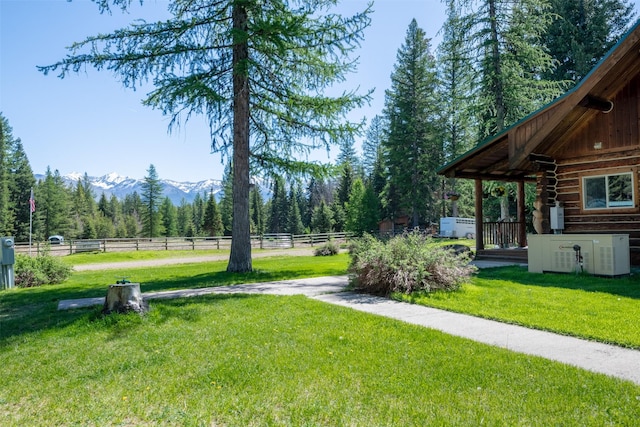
438,19,640,182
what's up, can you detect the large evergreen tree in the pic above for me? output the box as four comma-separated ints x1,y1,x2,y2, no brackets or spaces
311,200,334,233
160,196,179,237
140,164,164,237
40,0,372,272
268,175,288,233
7,138,36,242
382,19,440,228
203,189,224,236
461,0,565,137
36,167,71,240
437,0,478,214
0,114,14,236
542,0,635,84
361,115,386,177
177,198,194,237
286,184,305,235
0,115,12,236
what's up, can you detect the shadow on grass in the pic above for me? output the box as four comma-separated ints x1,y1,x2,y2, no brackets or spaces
137,268,318,293
0,287,261,346
476,265,640,299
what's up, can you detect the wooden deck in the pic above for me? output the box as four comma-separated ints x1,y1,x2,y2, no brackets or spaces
474,248,528,263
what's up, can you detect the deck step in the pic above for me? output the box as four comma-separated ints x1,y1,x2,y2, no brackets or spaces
475,249,528,263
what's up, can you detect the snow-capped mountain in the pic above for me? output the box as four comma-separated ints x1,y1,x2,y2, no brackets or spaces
35,172,223,204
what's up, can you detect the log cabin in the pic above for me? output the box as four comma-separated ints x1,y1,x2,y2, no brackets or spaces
438,19,640,266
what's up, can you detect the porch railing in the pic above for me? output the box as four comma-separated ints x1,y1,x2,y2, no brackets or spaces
483,221,525,248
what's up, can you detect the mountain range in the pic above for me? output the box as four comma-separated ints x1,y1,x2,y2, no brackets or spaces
35,172,224,205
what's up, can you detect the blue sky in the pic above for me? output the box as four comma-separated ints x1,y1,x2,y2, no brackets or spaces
0,0,445,182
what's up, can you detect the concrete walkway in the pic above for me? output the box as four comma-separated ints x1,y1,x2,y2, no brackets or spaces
58,274,640,385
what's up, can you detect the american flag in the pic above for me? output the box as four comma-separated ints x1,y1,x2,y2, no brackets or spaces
29,189,35,213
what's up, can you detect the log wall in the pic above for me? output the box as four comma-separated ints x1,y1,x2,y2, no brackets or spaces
552,74,640,264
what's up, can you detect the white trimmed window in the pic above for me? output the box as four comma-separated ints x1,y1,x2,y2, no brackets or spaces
583,172,634,210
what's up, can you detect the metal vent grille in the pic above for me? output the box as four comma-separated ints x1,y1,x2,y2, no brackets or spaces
598,246,613,274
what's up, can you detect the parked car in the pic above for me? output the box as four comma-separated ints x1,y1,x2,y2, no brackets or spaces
48,235,64,245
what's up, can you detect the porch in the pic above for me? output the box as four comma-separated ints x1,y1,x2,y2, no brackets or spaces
474,220,528,263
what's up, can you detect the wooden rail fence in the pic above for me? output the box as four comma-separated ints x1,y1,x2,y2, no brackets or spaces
15,232,352,257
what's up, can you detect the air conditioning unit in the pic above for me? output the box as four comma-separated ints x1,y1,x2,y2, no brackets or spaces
528,234,629,276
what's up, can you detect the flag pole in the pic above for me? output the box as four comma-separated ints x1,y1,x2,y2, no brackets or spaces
29,187,34,256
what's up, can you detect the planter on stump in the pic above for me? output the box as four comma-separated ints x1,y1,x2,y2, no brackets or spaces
103,282,148,314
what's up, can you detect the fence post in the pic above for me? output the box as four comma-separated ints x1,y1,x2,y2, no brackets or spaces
165,238,168,251
102,239,107,253
291,234,294,248
260,235,264,249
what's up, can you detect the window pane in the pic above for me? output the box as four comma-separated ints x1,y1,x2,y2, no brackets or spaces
608,174,633,207
585,176,606,208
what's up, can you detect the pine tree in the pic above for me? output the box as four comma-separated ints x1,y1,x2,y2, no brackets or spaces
0,115,12,236
438,0,477,162
542,0,635,84
382,19,440,228
305,177,332,228
345,178,366,236
330,201,346,232
437,0,478,211
94,213,115,238
335,162,355,209
361,115,386,177
268,175,288,233
286,184,305,235
191,193,205,236
249,185,265,235
140,164,164,237
7,138,36,242
461,0,566,137
176,198,194,237
203,189,223,236
36,167,71,240
160,196,178,237
40,0,372,273
336,136,360,171
311,200,334,233
97,193,110,218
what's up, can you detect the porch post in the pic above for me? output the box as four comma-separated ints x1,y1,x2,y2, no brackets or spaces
475,179,484,250
517,180,526,247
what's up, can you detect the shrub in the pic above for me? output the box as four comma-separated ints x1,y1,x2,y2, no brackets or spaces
348,232,476,295
14,254,72,288
314,240,340,256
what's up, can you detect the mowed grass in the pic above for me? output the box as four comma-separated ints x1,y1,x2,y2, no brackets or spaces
60,248,229,265
1,252,640,424
398,265,640,348
61,247,315,266
2,294,640,425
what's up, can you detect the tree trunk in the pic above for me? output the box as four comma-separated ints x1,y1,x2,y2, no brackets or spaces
103,283,147,314
488,0,505,132
227,3,252,273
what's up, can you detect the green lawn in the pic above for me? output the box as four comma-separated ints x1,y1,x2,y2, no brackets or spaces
398,265,640,348
1,253,640,425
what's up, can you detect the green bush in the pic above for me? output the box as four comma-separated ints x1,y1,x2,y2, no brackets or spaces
314,240,340,256
14,254,72,288
348,232,476,295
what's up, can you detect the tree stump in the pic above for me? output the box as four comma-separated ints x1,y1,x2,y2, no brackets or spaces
103,283,148,314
